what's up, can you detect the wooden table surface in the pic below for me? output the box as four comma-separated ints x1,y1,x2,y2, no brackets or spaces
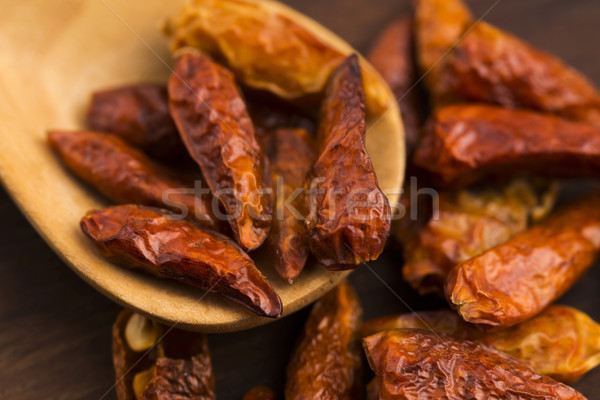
1,0,599,398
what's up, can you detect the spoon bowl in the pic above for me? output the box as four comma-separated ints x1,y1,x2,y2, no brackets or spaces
0,0,404,332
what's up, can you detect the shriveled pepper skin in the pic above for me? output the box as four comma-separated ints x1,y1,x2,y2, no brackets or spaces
142,330,215,400
265,128,316,283
413,104,600,187
306,55,391,270
362,306,600,383
164,0,390,115
86,84,187,160
403,179,558,295
285,281,363,400
434,22,600,127
112,310,215,400
447,193,600,329
142,355,214,400
367,17,425,154
243,386,276,400
81,205,282,318
48,130,225,232
168,49,272,251
363,329,586,400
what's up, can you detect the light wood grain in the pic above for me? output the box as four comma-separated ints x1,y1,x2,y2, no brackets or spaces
0,0,404,332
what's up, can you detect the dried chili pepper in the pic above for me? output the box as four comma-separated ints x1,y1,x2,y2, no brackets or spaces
306,55,391,270
389,192,426,249
164,0,391,115
264,128,316,283
388,177,434,248
168,49,272,250
363,329,586,400
113,310,159,400
447,192,600,329
245,95,316,142
433,21,600,127
86,84,187,160
141,356,214,400
112,310,215,400
403,179,558,295
141,329,215,400
414,0,472,93
48,130,225,232
243,386,276,400
367,16,426,154
413,104,600,187
362,306,600,382
480,306,600,383
81,205,282,317
361,309,473,339
285,281,363,400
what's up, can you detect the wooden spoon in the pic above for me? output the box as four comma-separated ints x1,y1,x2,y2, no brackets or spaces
0,0,404,332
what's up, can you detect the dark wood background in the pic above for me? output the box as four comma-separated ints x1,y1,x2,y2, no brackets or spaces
1,0,599,398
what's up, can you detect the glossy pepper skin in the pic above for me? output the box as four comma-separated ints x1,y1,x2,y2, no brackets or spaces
367,16,426,154
363,329,586,400
446,193,600,329
306,55,391,270
86,84,187,161
285,281,363,400
112,310,216,400
264,128,316,283
434,21,600,127
168,49,273,251
403,179,558,295
81,205,282,318
413,104,600,187
362,306,600,383
164,0,391,115
48,130,226,233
